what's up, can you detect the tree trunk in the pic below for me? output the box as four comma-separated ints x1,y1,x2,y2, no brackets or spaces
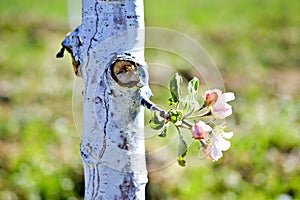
58,0,149,199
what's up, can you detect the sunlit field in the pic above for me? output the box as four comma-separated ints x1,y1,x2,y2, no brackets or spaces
0,0,300,199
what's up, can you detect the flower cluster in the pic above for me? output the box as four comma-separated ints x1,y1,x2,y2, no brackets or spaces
147,73,235,166
193,123,233,161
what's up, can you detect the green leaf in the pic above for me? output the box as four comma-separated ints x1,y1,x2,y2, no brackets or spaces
186,77,200,112
149,111,165,130
178,134,188,159
177,156,186,167
158,124,169,137
179,95,189,113
177,134,187,166
188,77,199,96
169,73,182,103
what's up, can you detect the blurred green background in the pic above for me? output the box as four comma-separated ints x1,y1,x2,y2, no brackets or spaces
0,0,300,199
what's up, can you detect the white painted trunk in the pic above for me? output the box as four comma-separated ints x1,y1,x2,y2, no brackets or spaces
58,0,149,199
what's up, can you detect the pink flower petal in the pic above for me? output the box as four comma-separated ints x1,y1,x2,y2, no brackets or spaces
192,121,212,140
204,89,235,119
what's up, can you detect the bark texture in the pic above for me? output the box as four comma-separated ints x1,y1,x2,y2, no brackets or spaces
58,0,149,199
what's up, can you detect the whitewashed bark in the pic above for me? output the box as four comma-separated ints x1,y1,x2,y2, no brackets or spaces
58,0,149,199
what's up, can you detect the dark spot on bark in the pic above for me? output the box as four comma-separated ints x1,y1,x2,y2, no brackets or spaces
100,80,106,88
126,15,137,19
129,108,138,119
118,135,129,150
95,96,102,104
80,149,89,160
113,6,126,26
119,173,137,199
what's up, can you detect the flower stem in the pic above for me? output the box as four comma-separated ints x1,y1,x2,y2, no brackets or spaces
182,119,193,128
185,109,211,119
196,103,206,112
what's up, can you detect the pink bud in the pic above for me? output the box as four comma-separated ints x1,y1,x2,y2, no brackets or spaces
205,92,218,106
192,121,212,140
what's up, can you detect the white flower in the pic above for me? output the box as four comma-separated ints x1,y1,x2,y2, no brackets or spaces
204,89,235,119
201,127,233,161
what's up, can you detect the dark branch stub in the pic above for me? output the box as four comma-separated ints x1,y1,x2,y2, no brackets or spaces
56,47,66,58
56,26,82,76
111,60,140,88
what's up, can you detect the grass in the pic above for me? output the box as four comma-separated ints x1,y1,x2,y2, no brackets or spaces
1,0,300,199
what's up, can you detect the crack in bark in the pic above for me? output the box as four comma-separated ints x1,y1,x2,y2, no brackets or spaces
99,74,109,159
89,164,102,199
84,1,99,96
92,164,101,199
96,164,101,199
87,1,100,64
100,95,108,159
91,165,95,198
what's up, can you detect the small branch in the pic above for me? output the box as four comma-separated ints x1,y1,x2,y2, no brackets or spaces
140,97,166,118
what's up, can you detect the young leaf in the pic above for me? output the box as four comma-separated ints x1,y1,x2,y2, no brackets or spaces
158,124,169,137
177,134,187,166
179,95,189,113
178,134,188,161
149,111,165,130
186,77,200,112
188,77,199,96
169,73,182,103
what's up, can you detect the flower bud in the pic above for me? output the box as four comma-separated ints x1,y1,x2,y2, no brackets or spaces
204,91,218,106
192,121,212,140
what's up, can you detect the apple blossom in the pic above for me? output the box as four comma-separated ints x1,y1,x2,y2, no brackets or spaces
192,121,212,140
204,89,235,119
201,127,233,161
